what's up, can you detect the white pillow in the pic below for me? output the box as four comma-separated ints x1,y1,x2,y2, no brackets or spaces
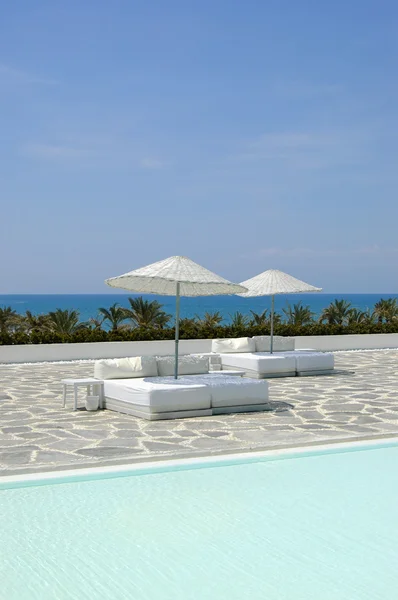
94,356,158,380
156,355,209,377
211,337,256,354
253,336,271,352
253,336,295,352
275,337,295,351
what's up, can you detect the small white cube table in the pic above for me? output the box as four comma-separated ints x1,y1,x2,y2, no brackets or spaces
61,378,104,411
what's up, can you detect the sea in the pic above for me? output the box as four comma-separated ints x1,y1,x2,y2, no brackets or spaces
1,294,397,324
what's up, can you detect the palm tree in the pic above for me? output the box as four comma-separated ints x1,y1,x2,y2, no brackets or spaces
0,306,21,334
46,309,84,335
124,297,171,329
178,317,199,333
84,315,106,331
319,299,352,325
195,311,224,327
282,301,314,326
249,309,268,326
230,311,250,328
23,310,52,333
347,308,376,325
198,311,224,327
373,298,398,324
98,303,128,332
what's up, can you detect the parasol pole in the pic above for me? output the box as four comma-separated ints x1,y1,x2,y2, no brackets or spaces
174,282,180,379
270,294,275,354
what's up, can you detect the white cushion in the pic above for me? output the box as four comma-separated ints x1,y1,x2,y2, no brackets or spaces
252,336,271,352
156,355,209,377
296,351,334,371
103,377,211,413
253,336,295,352
211,337,256,354
94,356,158,380
275,337,295,351
184,374,269,407
218,352,296,374
278,351,334,372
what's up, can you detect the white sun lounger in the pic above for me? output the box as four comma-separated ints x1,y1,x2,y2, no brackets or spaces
275,351,334,376
211,337,334,378
95,355,270,420
217,352,297,378
103,376,212,420
103,374,269,420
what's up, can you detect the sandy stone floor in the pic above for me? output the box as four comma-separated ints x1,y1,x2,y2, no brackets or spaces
1,350,398,475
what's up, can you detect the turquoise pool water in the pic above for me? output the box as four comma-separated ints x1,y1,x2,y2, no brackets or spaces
1,443,398,600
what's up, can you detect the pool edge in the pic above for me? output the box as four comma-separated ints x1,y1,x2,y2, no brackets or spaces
1,434,398,490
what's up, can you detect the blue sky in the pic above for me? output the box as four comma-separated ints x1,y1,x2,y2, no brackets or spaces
1,0,397,293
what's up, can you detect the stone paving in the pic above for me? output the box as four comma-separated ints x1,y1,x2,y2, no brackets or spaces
1,350,398,475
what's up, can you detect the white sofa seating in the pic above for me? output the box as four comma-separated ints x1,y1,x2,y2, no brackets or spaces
211,337,296,378
216,352,297,379
94,354,269,420
253,335,334,375
211,337,334,378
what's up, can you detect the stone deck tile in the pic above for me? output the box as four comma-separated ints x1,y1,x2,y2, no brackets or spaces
1,350,398,475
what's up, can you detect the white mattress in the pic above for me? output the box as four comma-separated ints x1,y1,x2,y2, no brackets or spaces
178,374,269,408
277,351,334,371
104,374,269,413
219,352,296,374
103,377,211,413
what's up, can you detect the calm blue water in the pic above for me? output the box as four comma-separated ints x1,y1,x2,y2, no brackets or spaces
1,293,397,323
1,442,398,599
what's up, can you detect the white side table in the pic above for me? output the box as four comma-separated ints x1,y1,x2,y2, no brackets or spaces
61,378,104,411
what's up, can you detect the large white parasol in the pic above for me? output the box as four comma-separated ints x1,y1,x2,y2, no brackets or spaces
239,269,321,353
106,256,246,378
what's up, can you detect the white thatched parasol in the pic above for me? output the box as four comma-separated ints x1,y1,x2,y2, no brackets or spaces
106,256,246,378
239,269,321,353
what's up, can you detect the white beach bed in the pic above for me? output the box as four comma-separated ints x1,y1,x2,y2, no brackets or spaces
95,355,269,420
103,376,212,420
212,337,335,378
276,351,335,376
217,352,297,378
103,374,269,420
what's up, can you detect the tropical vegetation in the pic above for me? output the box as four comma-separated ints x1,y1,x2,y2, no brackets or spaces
97,303,127,332
1,297,398,345
123,297,171,329
282,301,314,326
373,298,398,324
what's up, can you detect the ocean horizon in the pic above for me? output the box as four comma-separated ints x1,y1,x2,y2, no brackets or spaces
1,293,397,324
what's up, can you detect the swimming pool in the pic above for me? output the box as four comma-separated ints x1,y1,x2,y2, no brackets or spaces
1,440,398,599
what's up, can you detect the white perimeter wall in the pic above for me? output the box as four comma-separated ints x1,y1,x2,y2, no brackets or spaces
294,334,398,351
0,340,212,364
0,334,398,364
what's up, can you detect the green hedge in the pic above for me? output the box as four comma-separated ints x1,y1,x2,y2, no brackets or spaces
1,322,398,346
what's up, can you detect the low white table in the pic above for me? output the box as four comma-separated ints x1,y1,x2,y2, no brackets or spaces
61,378,104,411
